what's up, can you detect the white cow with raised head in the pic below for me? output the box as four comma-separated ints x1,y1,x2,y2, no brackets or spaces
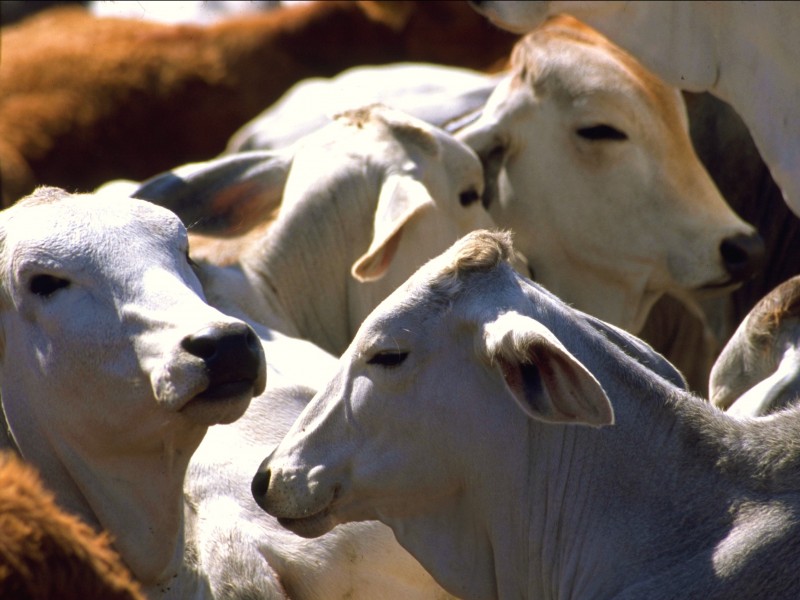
0,187,453,600
455,14,763,334
256,230,800,600
469,0,800,219
0,186,266,597
710,275,800,417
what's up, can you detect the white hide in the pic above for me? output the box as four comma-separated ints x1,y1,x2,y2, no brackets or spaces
0,187,452,600
710,275,800,417
455,15,761,333
226,62,502,152
257,230,800,600
0,187,266,597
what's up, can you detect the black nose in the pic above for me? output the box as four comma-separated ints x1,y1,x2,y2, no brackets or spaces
251,454,274,510
182,322,262,386
720,232,766,283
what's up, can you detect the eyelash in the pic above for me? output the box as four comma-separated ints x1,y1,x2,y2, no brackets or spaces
29,274,70,298
576,124,628,141
366,351,409,368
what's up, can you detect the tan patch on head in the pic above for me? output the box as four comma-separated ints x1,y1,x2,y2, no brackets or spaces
511,14,688,134
428,230,514,295
749,276,800,343
335,105,440,157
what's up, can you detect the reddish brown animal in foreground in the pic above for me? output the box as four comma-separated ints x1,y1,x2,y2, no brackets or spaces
0,451,144,600
0,0,518,205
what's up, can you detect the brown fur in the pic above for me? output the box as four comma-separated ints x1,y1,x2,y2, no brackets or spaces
0,451,145,600
0,1,519,205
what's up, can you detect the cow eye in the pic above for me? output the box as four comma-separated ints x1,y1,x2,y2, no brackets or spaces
576,124,628,141
459,188,481,207
367,351,409,368
29,274,70,298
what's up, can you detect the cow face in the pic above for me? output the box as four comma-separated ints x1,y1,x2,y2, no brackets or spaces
253,231,611,544
0,188,266,460
457,17,764,333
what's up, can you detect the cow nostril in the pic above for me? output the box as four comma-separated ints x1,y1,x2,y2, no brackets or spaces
251,467,271,505
720,232,766,283
182,322,262,384
181,330,218,360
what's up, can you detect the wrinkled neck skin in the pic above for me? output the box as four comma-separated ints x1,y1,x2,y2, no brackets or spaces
525,244,658,335
382,365,739,599
242,168,380,356
3,394,209,598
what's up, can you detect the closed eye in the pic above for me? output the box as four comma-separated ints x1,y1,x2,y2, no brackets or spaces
576,124,628,141
29,274,70,298
366,351,409,368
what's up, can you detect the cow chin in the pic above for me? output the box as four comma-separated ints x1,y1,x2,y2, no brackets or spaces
179,383,254,426
277,507,338,539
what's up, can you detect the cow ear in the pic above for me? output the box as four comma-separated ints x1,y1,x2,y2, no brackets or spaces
132,150,294,237
351,175,433,282
481,311,614,427
456,119,508,211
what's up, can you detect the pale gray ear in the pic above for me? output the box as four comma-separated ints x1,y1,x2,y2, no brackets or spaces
481,311,614,427
132,150,294,237
456,119,508,210
351,174,434,282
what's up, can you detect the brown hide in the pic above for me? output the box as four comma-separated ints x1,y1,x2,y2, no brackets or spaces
0,1,518,205
0,451,144,600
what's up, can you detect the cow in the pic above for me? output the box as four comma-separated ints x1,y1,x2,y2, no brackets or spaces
0,187,452,599
255,229,800,600
454,15,763,335
710,275,800,417
133,104,516,357
468,1,800,220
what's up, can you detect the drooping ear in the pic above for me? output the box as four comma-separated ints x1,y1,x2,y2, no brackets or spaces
351,174,434,282
456,119,508,211
132,150,294,237
480,311,614,427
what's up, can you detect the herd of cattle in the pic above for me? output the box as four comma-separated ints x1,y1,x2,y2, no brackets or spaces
1,1,800,599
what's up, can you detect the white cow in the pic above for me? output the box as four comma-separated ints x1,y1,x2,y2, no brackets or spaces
455,14,763,333
0,187,267,597
226,62,503,153
710,275,800,417
256,230,800,600
221,16,764,338
469,0,800,220
135,104,512,356
0,187,452,600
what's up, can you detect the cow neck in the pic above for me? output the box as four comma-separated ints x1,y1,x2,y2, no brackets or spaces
530,253,657,334
247,166,378,356
523,366,800,598
6,394,206,592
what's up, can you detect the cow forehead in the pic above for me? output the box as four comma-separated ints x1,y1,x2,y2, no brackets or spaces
2,195,187,263
511,21,687,132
